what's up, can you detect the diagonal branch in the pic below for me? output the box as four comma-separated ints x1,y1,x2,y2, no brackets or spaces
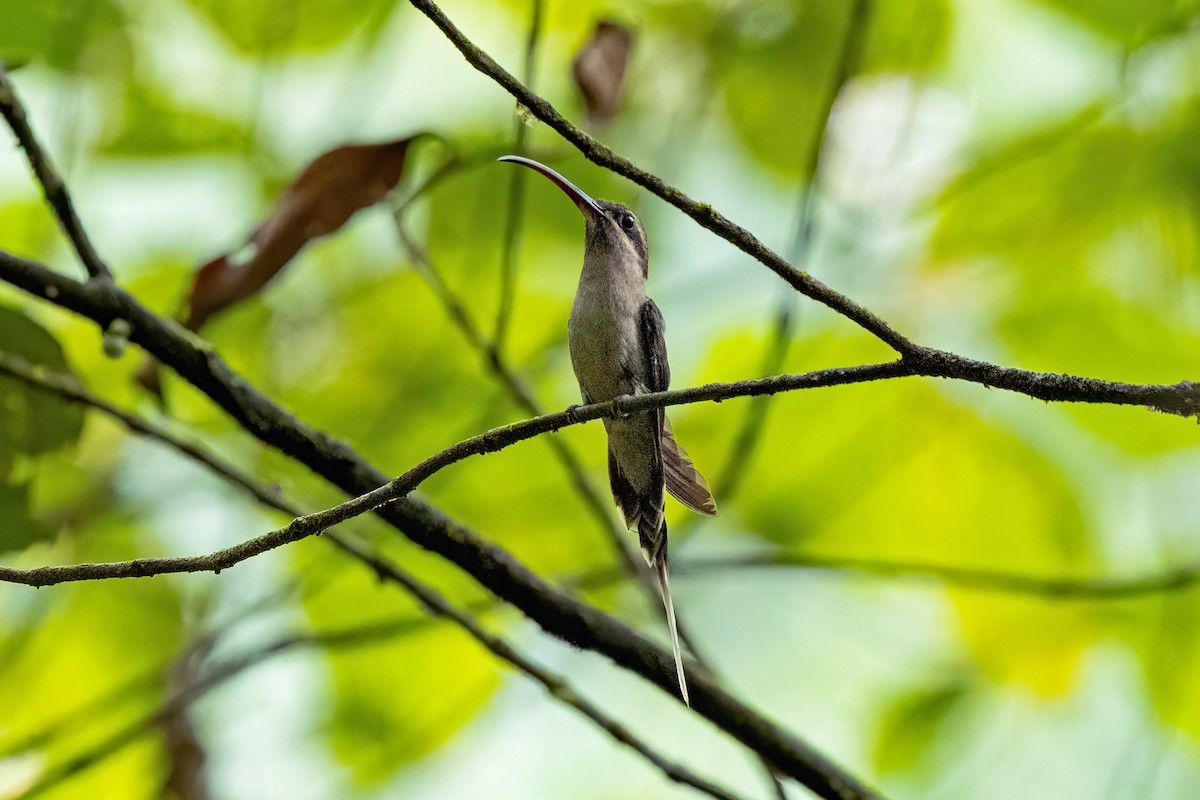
337,534,752,800
403,0,909,352
400,0,1200,417
0,68,111,281
0,352,749,800
0,252,884,800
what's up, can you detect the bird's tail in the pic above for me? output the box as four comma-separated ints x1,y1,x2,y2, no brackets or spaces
661,417,717,516
646,542,689,706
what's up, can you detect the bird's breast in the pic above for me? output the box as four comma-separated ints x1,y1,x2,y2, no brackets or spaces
569,277,644,404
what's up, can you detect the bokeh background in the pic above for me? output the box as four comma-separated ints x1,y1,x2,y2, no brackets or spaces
2,0,1200,798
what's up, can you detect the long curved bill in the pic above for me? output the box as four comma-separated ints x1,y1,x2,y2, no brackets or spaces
498,155,603,218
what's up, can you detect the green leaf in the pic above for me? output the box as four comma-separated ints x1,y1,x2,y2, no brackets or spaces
301,550,501,786
0,0,130,73
1030,0,1200,47
325,626,500,785
859,0,952,76
180,0,399,55
715,1,852,179
873,680,969,774
98,83,248,157
0,478,38,554
0,305,84,458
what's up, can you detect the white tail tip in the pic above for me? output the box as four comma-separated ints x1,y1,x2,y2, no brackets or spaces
653,558,689,706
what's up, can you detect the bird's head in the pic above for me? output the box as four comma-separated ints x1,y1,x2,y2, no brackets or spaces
499,156,648,278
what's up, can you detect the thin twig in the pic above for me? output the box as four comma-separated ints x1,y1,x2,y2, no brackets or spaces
337,534,752,800
680,553,1200,600
6,340,1197,607
493,0,544,351
0,360,911,587
0,68,111,280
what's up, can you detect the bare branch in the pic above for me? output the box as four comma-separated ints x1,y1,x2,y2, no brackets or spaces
0,68,112,281
13,339,1194,601
5,344,1191,609
403,0,910,352
400,0,1200,419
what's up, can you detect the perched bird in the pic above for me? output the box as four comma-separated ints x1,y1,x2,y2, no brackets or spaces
499,156,717,704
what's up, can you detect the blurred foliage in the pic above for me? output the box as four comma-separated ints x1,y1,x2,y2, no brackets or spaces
0,306,83,553
0,0,1198,798
872,678,971,775
178,0,399,55
0,0,130,74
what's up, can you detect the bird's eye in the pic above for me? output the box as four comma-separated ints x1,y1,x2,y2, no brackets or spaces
619,213,635,231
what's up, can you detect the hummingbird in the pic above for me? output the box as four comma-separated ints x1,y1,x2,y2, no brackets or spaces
499,156,717,705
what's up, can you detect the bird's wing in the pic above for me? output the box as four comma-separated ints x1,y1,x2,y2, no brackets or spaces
662,417,717,516
635,298,669,556
641,300,717,517
640,297,671,396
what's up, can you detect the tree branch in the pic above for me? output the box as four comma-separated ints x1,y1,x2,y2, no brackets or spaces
6,342,1192,608
337,535,752,800
0,252,883,800
401,0,1200,418
403,0,909,352
0,353,908,587
681,553,1200,601
0,68,111,281
0,352,750,800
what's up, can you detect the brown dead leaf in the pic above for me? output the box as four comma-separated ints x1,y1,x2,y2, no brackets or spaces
137,136,419,400
184,136,416,329
572,20,635,125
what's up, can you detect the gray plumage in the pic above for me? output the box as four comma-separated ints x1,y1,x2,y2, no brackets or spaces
498,156,717,705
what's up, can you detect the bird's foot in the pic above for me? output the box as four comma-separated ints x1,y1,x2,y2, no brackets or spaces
613,394,635,419
565,404,584,424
